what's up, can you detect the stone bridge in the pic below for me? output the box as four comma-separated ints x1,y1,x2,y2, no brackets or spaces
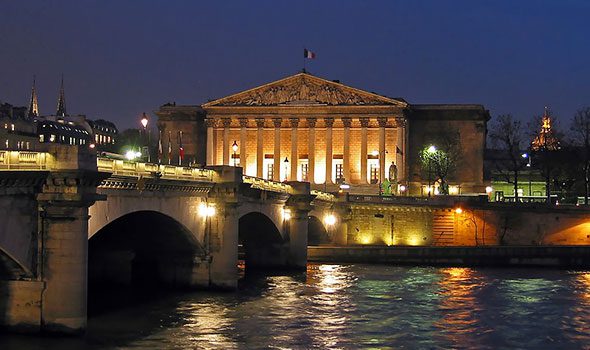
0,146,336,333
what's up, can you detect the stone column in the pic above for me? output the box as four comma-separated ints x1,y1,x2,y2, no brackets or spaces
256,118,265,178
395,117,404,181
284,181,313,269
222,118,231,166
360,117,369,184
307,118,316,183
273,118,282,181
205,118,215,166
342,117,352,183
209,202,239,289
378,117,387,185
401,118,408,182
324,117,334,185
290,118,299,181
239,118,248,171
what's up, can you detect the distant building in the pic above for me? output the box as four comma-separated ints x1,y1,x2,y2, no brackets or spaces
157,72,490,195
0,102,37,150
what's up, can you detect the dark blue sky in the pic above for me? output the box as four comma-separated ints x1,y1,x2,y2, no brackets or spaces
1,1,589,129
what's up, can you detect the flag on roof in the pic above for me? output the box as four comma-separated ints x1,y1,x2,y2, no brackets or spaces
304,48,316,59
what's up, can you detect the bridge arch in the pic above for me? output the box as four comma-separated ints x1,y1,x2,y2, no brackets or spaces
308,215,331,245
238,211,286,270
0,246,32,280
89,210,205,292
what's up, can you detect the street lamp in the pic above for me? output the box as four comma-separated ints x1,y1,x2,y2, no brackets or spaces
426,145,437,197
522,153,532,196
140,113,150,163
371,150,381,195
283,157,289,182
232,140,238,166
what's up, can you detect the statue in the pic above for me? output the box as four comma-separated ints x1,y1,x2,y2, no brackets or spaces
388,162,398,195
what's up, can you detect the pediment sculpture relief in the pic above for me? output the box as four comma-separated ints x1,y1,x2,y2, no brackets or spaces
209,74,401,107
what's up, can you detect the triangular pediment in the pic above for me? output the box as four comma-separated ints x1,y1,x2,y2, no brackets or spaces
203,73,406,107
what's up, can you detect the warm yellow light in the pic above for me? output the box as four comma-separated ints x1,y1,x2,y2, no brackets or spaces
399,185,406,192
360,235,372,244
449,185,459,195
371,150,379,156
283,208,291,221
324,214,337,226
198,203,216,217
455,207,463,214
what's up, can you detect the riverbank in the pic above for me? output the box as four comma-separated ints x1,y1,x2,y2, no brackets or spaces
308,245,590,268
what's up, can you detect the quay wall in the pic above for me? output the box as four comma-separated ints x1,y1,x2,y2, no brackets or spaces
343,202,590,247
308,246,590,268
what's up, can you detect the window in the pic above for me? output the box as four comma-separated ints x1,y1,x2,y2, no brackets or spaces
300,163,308,182
266,163,274,181
10,124,15,131
39,134,45,142
335,163,344,182
370,163,379,184
50,134,56,142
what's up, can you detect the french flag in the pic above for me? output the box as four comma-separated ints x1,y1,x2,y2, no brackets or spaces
304,48,316,59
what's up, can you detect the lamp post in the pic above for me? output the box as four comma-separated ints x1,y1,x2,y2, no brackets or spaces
232,140,238,167
140,113,150,163
522,153,532,197
371,150,381,195
426,145,437,197
283,157,289,182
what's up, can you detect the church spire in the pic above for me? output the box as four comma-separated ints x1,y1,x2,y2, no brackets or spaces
28,75,39,118
56,75,67,117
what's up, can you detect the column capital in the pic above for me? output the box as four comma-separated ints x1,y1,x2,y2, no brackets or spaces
359,117,370,128
221,118,232,128
394,117,407,128
272,117,283,128
377,117,388,128
306,118,317,128
238,118,248,128
289,117,300,128
324,117,335,127
255,117,265,128
205,118,217,128
341,117,352,128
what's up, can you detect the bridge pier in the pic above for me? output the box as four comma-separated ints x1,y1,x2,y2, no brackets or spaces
209,203,239,289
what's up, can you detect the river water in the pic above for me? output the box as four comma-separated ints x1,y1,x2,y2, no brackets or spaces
2,264,590,349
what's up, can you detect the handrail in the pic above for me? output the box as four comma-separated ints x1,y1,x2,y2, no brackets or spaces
0,150,48,170
96,157,214,182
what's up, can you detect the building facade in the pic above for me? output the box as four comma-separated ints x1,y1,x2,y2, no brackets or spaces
158,72,490,195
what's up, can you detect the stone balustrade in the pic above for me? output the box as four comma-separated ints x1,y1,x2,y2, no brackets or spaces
0,150,48,170
96,157,214,182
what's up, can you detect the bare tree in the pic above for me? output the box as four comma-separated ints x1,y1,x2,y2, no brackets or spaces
419,128,461,195
528,112,562,205
489,114,527,201
570,107,590,205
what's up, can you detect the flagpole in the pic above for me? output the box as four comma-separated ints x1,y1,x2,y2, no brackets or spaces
303,46,306,72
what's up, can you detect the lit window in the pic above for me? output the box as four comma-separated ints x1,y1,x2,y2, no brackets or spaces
11,124,14,131
26,141,30,150
39,134,45,142
266,163,274,180
50,134,56,142
369,163,379,184
5,140,8,148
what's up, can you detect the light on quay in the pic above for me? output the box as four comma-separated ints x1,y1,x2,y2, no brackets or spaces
125,150,141,160
485,186,493,194
455,207,463,214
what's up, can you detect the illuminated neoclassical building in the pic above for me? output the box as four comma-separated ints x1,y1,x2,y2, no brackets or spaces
157,72,490,195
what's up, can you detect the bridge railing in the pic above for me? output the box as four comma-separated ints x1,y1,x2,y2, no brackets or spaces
97,157,214,182
242,175,292,194
0,150,48,170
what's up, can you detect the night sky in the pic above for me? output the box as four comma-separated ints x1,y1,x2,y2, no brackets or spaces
1,1,589,130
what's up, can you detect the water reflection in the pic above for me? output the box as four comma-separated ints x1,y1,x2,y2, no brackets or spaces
434,267,486,347
2,265,590,349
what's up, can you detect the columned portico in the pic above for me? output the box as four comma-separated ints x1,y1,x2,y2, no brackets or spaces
206,118,215,165
325,117,334,185
290,118,299,180
222,118,231,165
342,117,352,183
239,118,248,168
360,117,369,184
307,118,316,183
202,72,409,193
273,118,282,181
256,118,264,177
